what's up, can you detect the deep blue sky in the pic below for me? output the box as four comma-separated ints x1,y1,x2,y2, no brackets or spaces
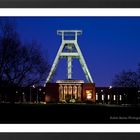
12,17,140,86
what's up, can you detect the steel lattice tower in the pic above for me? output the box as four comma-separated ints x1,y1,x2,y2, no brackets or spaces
45,30,94,84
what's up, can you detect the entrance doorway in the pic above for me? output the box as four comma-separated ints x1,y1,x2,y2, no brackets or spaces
59,84,82,102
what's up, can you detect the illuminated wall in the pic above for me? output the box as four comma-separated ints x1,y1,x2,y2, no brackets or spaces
45,82,96,103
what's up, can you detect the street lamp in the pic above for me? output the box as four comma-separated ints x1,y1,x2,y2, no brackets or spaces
32,85,35,88
15,91,18,103
37,88,42,102
30,87,31,103
101,89,104,104
36,88,39,104
30,84,35,104
22,92,25,103
108,86,112,104
109,85,112,89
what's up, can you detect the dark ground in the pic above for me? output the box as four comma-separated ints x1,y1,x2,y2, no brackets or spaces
0,103,140,124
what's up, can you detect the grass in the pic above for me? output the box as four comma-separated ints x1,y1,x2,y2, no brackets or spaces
0,103,140,123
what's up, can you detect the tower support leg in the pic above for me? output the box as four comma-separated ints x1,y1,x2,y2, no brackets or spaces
67,57,72,79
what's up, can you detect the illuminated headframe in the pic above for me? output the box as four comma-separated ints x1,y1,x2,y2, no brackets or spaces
45,30,94,85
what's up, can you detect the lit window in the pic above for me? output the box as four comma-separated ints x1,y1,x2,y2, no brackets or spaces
64,86,67,94
78,86,81,94
59,85,63,99
108,95,110,100
102,94,104,100
73,86,77,94
96,93,98,100
68,86,72,94
119,95,122,101
59,85,63,94
86,90,92,99
78,86,81,98
113,95,116,100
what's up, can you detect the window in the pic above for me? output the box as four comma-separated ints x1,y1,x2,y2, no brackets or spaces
102,94,104,101
78,85,81,99
68,86,72,94
59,85,63,99
113,95,116,100
119,95,122,101
59,85,63,94
86,90,92,99
64,86,67,94
73,86,77,94
96,93,98,100
108,95,110,100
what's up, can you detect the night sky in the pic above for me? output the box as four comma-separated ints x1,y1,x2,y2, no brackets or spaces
9,17,140,86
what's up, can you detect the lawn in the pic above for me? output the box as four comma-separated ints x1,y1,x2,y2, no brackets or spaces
0,103,140,123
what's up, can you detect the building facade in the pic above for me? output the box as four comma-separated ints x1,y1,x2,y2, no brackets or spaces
45,80,96,103
0,86,138,104
45,84,138,104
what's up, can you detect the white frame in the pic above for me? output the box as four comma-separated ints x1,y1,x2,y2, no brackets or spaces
0,8,140,132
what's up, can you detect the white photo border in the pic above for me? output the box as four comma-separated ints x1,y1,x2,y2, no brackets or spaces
0,8,140,132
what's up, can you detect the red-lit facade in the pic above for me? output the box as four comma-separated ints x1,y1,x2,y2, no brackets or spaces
45,80,96,103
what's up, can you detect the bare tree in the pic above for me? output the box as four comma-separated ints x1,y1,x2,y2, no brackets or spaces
137,63,140,87
0,18,50,87
112,70,139,88
0,19,20,86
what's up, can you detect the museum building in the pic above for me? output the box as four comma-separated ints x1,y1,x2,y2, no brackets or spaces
45,80,96,103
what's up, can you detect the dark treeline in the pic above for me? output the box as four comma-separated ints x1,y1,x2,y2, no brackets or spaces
112,64,140,88
0,18,50,103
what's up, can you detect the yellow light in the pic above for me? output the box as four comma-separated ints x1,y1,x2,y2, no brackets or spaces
86,90,92,99
108,95,110,100
102,94,104,100
120,95,122,101
113,95,116,100
87,94,92,99
96,93,98,100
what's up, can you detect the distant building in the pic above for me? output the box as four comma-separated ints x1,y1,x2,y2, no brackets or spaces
0,86,139,104
95,87,139,105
